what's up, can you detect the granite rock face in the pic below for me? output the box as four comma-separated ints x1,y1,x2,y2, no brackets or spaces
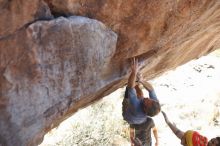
1,0,220,145
0,15,117,146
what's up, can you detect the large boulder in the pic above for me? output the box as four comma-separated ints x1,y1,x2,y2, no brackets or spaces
1,0,220,145
0,15,117,146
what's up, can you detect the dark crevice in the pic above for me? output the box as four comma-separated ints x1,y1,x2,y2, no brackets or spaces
51,12,72,18
130,49,159,66
43,0,72,18
0,0,11,11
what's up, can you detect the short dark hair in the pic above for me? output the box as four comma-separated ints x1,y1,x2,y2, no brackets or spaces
143,100,161,117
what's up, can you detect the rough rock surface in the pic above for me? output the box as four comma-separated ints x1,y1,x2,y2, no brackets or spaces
0,15,117,146
45,0,220,62
1,0,220,146
0,0,52,38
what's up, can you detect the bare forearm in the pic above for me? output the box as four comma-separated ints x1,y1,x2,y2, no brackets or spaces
166,122,184,140
162,111,184,140
140,80,154,91
128,72,136,88
128,58,138,88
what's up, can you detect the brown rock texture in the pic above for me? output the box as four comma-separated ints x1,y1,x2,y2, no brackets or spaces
1,0,220,145
45,0,220,74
